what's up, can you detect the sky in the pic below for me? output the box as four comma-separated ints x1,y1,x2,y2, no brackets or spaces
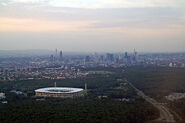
0,0,185,53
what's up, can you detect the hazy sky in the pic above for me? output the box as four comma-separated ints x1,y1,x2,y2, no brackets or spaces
0,0,185,52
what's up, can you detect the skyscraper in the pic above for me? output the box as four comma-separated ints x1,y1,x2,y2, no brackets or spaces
85,56,90,63
59,50,63,61
106,53,114,62
55,48,58,59
124,52,128,58
133,49,138,62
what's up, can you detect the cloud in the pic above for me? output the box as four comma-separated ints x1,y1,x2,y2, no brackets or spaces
9,0,47,3
1,0,185,8
0,17,96,32
0,0,185,52
0,2,184,32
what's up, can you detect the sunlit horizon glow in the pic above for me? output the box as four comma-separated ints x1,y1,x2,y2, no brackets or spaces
0,17,97,32
0,0,185,52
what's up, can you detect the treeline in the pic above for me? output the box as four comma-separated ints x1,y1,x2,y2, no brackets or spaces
0,71,123,93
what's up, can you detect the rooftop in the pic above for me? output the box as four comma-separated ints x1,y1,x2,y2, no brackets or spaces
35,87,83,94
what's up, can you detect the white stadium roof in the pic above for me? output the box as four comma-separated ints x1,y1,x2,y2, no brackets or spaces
35,87,84,94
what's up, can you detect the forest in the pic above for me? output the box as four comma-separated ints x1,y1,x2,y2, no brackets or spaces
124,66,185,120
0,66,161,122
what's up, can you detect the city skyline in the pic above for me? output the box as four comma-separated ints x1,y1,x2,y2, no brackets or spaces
0,0,185,52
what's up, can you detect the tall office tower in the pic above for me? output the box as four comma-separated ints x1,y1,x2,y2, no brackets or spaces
93,52,98,62
55,48,58,59
59,50,63,61
106,53,114,62
85,56,90,63
99,55,104,62
115,57,119,64
134,49,137,55
118,55,123,64
124,52,129,64
124,52,128,58
127,56,131,64
133,49,138,62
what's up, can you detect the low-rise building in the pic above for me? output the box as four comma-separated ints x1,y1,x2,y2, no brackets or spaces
0,93,6,99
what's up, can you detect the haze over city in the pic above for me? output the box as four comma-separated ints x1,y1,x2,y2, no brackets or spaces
1,1,185,123
0,0,185,52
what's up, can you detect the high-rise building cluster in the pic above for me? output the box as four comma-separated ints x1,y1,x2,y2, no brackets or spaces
84,49,139,65
50,49,63,62
1,48,185,82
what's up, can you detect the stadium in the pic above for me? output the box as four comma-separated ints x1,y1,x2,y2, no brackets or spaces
35,87,84,98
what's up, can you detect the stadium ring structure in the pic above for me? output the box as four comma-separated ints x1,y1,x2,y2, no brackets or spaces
35,87,84,98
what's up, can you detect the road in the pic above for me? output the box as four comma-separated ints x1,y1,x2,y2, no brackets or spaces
124,79,175,123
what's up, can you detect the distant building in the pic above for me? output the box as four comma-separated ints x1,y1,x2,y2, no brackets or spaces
10,90,23,95
99,55,104,62
50,54,54,62
127,56,131,64
55,48,58,59
106,53,114,62
169,63,173,67
85,56,90,63
0,93,6,99
1,101,8,104
59,50,63,61
124,52,128,58
124,52,131,64
85,83,87,91
133,49,138,62
16,91,23,95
